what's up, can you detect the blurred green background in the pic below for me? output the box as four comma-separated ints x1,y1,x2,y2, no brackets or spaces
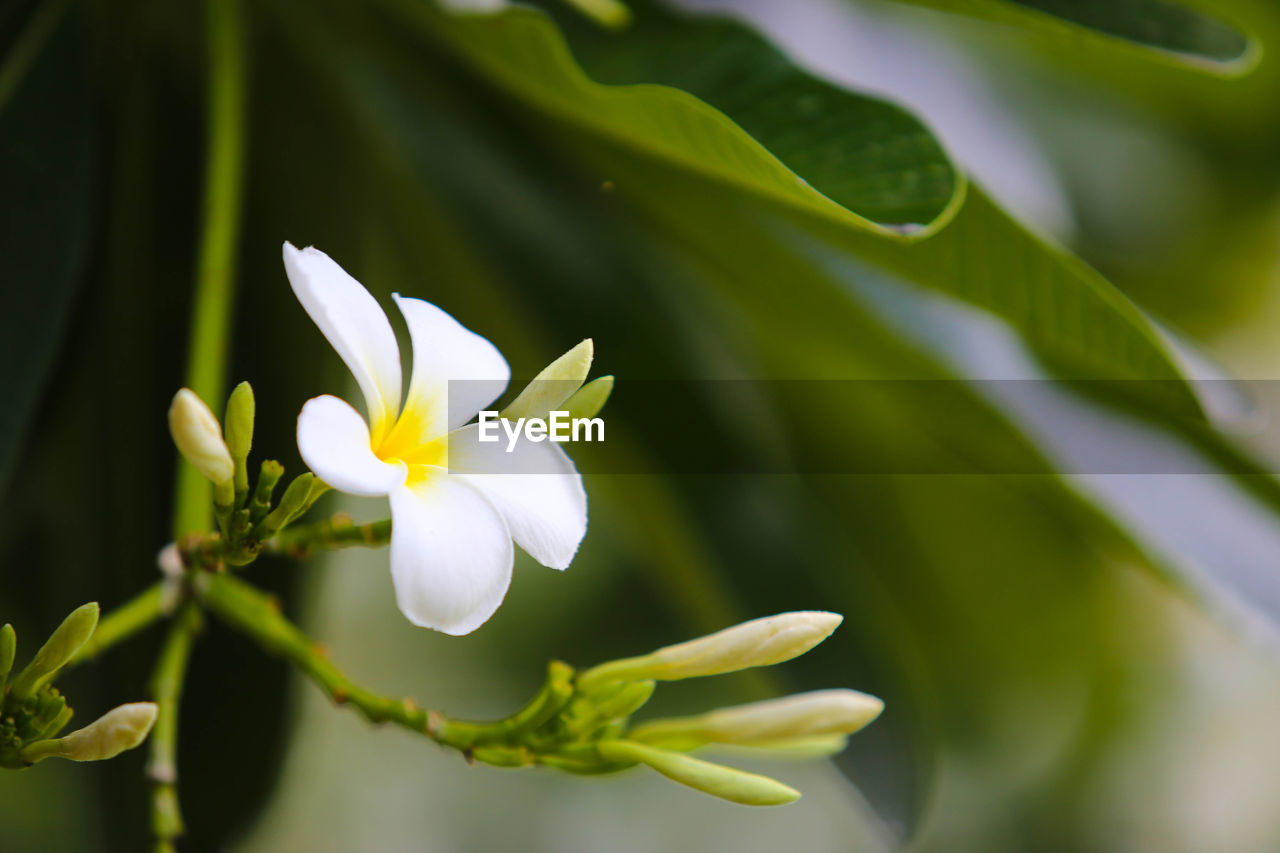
3,0,1280,850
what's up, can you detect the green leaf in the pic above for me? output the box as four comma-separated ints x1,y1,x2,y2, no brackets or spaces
577,135,1207,420
389,0,964,237
881,0,1257,76
381,0,1209,421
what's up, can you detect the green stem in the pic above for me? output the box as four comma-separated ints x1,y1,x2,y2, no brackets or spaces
198,573,531,753
173,0,248,539
70,583,168,666
151,0,248,845
147,604,202,851
199,573,438,728
269,516,392,557
0,0,69,116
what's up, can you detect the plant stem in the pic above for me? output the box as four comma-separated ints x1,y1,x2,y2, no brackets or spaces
150,0,248,845
198,573,436,729
198,573,510,752
70,583,168,666
173,0,248,539
147,604,202,852
269,516,392,557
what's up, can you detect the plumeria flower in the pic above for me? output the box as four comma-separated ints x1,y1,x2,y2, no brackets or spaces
283,243,589,635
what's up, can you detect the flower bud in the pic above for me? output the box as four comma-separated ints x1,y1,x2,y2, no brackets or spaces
726,735,851,758
256,473,317,538
502,339,594,420
596,740,799,806
249,459,286,524
169,388,235,486
563,375,613,420
631,689,883,749
0,623,15,694
8,603,99,700
565,681,656,738
20,702,158,764
224,381,255,496
577,612,842,692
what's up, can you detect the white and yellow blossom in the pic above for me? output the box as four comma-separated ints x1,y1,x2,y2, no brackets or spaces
283,243,588,635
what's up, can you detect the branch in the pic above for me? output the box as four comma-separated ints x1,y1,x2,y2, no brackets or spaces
147,604,201,852
268,515,392,559
197,572,530,757
70,583,168,666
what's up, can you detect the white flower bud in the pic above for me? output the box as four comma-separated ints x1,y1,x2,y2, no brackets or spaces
632,689,883,749
577,612,842,692
21,702,158,764
699,689,883,741
169,388,234,485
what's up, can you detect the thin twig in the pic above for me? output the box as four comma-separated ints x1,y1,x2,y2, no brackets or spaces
146,604,202,852
70,583,168,666
268,516,392,558
198,573,518,754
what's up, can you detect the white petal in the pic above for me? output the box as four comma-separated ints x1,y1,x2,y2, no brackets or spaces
447,424,587,570
297,396,407,496
388,477,514,635
283,243,403,437
391,295,509,443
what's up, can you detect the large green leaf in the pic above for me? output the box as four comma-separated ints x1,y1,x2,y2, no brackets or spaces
389,0,964,237
384,0,1209,424
880,0,1257,75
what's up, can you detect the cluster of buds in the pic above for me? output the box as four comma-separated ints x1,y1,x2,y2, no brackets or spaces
0,604,157,769
435,612,882,805
169,382,326,566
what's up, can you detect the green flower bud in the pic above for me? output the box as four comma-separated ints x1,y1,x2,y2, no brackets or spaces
20,702,158,764
563,375,613,421
0,623,15,694
34,693,71,740
169,388,235,486
8,603,99,700
255,473,317,539
630,689,883,749
577,612,842,692
224,381,255,498
538,753,635,776
249,460,285,525
596,740,799,806
502,339,594,421
565,681,656,738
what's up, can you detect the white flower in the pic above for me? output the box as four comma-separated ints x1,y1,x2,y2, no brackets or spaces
283,243,588,635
